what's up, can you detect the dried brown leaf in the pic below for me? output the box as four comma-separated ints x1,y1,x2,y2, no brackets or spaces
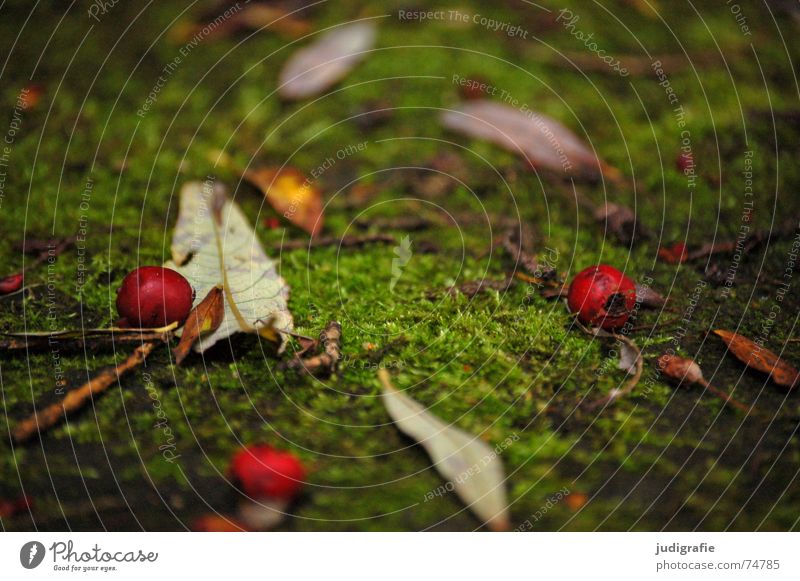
657,353,704,385
243,167,324,237
173,286,225,365
714,330,799,389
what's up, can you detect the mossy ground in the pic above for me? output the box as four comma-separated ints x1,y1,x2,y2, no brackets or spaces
1,0,799,531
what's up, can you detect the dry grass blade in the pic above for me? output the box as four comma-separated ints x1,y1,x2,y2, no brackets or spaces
377,369,510,531
13,342,157,443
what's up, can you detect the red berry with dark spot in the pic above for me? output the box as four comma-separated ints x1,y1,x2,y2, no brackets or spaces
567,265,636,330
116,266,194,328
230,444,305,501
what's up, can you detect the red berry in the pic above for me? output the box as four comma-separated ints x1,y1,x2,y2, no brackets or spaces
230,445,305,501
116,266,194,328
567,265,636,330
0,272,24,295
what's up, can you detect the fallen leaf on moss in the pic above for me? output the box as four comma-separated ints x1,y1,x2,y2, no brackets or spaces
165,180,293,351
171,3,311,43
378,369,510,531
713,330,799,389
657,353,752,413
173,286,225,364
441,100,619,180
278,21,377,100
243,167,323,237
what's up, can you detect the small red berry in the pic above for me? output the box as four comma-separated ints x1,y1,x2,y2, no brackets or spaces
567,265,636,330
676,151,694,173
116,266,194,328
230,444,305,501
0,272,24,295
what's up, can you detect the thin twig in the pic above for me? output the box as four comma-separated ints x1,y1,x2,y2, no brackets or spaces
12,342,157,443
577,323,643,411
273,235,395,251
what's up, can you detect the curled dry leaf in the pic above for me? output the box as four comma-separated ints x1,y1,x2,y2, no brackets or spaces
635,283,666,309
173,286,225,365
165,180,293,352
657,353,704,385
440,100,618,180
278,21,377,100
714,330,799,389
657,352,752,413
377,369,510,531
243,167,323,237
576,324,642,410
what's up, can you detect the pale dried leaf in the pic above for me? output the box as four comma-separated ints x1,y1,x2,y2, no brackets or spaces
165,181,293,352
441,100,616,179
378,369,510,531
279,21,377,100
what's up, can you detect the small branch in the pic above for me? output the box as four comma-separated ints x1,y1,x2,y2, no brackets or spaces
273,235,395,251
12,342,157,443
697,378,753,414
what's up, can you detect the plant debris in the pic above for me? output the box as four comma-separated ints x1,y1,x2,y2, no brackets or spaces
165,180,293,351
594,202,645,245
377,369,510,531
441,99,619,180
173,286,225,364
657,353,752,413
13,342,158,443
280,321,342,377
501,229,556,279
243,166,324,237
278,21,377,100
713,330,799,389
581,326,643,410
